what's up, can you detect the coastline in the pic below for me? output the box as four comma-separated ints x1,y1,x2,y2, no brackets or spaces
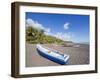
26,43,89,67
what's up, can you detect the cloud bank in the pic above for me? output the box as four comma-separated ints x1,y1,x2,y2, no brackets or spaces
26,18,51,33
26,18,73,41
54,32,73,41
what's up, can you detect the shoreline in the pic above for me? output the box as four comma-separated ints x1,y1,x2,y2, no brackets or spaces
26,43,89,67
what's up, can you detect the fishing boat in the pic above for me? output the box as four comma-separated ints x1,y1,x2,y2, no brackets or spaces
36,44,69,65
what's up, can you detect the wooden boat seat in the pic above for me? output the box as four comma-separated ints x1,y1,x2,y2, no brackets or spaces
48,51,51,53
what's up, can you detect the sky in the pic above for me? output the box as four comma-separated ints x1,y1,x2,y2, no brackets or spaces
25,12,90,43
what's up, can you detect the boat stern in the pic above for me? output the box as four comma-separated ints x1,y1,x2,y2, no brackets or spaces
64,55,70,64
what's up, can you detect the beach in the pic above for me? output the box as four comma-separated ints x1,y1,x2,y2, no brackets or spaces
26,43,89,67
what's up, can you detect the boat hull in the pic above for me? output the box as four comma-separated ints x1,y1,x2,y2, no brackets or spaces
37,47,69,65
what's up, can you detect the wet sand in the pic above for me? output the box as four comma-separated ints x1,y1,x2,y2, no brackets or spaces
26,43,89,67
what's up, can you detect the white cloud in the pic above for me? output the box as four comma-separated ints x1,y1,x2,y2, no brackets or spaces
26,18,51,33
44,29,51,35
26,18,44,30
26,18,73,41
45,28,51,33
64,22,70,30
54,32,73,41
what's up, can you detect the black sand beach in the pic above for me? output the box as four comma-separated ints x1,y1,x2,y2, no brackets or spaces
26,43,89,67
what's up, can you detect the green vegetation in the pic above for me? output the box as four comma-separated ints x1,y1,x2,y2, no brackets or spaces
26,26,64,44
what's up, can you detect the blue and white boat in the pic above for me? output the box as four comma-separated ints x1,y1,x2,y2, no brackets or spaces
36,44,69,65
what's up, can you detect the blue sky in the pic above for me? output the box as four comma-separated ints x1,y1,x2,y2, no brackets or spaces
26,12,90,43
